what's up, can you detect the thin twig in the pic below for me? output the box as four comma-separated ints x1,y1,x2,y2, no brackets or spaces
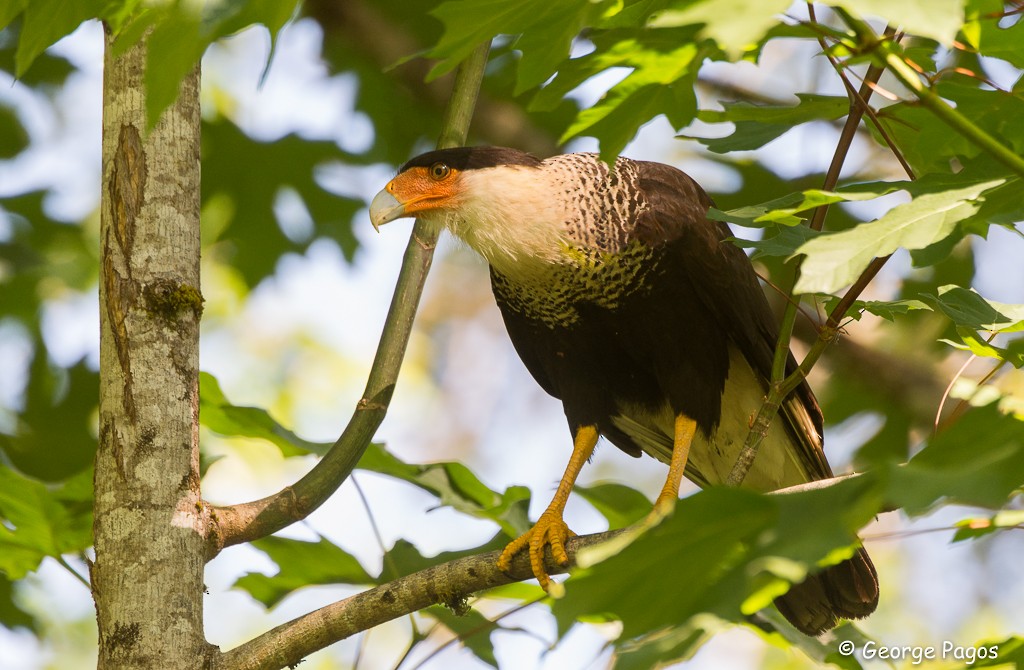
56,555,92,590
837,7,1024,179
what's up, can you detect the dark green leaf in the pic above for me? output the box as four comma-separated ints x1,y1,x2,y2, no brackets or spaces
575,483,651,528
202,119,362,285
0,103,28,158
554,474,882,640
728,225,819,259
424,605,505,667
234,535,373,608
891,403,1024,514
922,285,1024,332
14,0,101,77
0,466,93,579
0,353,97,482
198,372,332,457
427,0,617,89
688,94,850,153
380,535,511,583
0,572,36,631
358,443,532,537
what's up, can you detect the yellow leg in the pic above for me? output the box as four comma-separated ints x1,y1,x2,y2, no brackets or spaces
652,414,697,515
497,424,599,592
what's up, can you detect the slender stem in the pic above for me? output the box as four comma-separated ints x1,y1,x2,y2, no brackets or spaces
56,555,92,590
839,8,1024,179
766,7,891,387
206,42,492,557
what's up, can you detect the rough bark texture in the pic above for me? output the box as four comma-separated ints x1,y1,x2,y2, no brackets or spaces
93,29,209,669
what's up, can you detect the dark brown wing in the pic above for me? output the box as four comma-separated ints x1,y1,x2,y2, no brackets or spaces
633,159,831,479
633,160,877,634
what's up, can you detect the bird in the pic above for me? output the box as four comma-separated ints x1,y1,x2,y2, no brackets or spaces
368,145,878,635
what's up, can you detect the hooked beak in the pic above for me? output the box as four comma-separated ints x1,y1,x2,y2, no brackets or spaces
369,187,406,232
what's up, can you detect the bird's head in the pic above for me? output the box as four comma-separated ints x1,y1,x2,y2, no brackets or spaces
369,146,569,272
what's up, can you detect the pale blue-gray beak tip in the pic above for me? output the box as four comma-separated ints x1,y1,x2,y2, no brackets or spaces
369,189,405,232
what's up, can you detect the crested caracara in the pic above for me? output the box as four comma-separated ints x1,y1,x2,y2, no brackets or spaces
369,146,878,635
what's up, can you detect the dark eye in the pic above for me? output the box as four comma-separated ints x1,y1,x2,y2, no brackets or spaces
429,162,451,180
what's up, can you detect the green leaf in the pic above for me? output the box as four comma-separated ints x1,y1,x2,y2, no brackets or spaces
793,178,1005,294
951,509,1024,542
0,466,93,579
575,483,651,528
554,474,882,640
0,353,97,482
891,403,1024,514
922,285,1024,333
824,0,966,45
202,119,363,285
0,0,27,31
424,605,506,668
358,444,532,537
0,572,36,631
963,636,1024,668
14,0,102,77
198,372,332,457
649,0,792,57
427,0,618,90
688,94,850,152
710,188,880,228
728,225,819,259
964,3,1024,68
0,103,28,159
819,297,931,322
556,38,701,160
234,535,373,608
379,535,512,583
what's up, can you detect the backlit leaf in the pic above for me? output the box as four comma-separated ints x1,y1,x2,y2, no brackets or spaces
794,179,1005,294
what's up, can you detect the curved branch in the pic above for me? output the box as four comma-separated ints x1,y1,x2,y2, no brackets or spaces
204,43,493,559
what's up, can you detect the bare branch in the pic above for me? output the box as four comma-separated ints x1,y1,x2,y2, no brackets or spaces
205,43,493,558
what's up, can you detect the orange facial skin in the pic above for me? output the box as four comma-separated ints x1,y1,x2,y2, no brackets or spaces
384,164,463,217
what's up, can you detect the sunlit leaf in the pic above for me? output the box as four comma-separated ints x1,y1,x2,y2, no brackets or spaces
794,179,1005,294
825,0,966,46
358,444,532,537
198,372,331,457
649,0,792,57
234,535,373,608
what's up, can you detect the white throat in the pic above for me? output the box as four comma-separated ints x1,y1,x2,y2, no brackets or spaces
438,165,569,279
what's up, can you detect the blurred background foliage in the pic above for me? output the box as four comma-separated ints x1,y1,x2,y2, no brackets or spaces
1,0,1024,668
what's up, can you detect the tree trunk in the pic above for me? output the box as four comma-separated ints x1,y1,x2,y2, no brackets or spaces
93,27,209,669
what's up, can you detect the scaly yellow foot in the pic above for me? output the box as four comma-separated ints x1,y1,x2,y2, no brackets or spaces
497,509,576,591
497,424,599,594
648,414,697,521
